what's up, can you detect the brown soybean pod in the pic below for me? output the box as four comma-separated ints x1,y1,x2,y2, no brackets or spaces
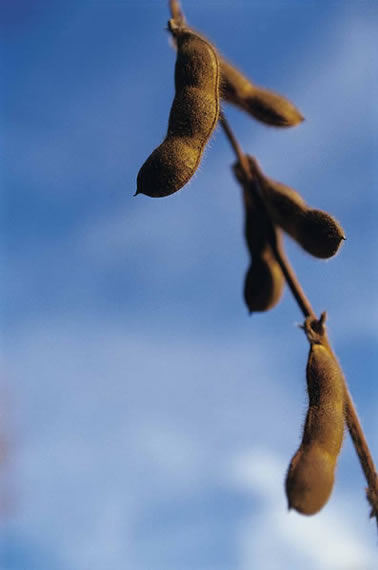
220,59,304,128
246,156,346,259
233,162,285,313
136,22,220,198
243,247,285,313
285,314,345,515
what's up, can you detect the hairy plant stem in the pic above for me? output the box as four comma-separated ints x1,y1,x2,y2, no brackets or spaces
169,0,378,527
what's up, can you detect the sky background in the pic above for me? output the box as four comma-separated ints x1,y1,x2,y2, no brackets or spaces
2,1,378,568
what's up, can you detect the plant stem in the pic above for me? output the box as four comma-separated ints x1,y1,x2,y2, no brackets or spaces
169,0,185,25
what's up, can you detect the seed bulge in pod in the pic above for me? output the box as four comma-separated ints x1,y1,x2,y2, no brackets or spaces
285,314,345,515
246,155,346,259
286,445,335,515
234,166,285,314
220,59,304,128
243,252,284,313
136,22,220,198
297,209,346,259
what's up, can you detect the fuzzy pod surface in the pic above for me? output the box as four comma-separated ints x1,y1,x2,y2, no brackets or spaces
220,59,304,128
247,156,346,259
243,248,285,313
136,22,220,198
233,161,285,313
285,314,345,515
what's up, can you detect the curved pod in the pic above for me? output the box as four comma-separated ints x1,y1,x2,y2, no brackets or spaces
285,315,345,515
136,22,220,198
233,161,285,313
247,156,346,259
221,59,304,128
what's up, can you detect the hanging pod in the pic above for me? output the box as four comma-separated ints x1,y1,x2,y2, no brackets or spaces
233,161,285,313
136,20,220,198
243,247,285,313
246,156,346,259
285,314,346,515
220,59,304,128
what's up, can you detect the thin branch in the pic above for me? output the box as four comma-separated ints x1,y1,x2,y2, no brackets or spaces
346,398,378,522
169,0,186,25
219,113,251,176
270,242,315,319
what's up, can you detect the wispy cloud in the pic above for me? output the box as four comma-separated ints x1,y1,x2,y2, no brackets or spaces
4,319,376,569
229,448,377,570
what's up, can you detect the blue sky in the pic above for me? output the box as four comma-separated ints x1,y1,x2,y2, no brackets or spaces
2,1,378,568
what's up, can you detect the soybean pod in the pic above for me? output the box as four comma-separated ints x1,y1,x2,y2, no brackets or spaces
233,161,285,313
285,314,345,515
246,156,346,259
136,21,220,198
220,59,304,128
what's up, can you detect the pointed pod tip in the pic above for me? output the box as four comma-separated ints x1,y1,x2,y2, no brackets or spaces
290,113,305,127
319,311,327,326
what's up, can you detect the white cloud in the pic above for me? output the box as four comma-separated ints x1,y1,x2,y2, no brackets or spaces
229,448,377,570
3,318,376,570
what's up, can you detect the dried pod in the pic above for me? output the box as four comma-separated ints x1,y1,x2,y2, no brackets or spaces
244,250,285,313
221,59,304,127
366,486,378,519
294,210,346,259
246,156,346,259
286,445,336,516
285,314,345,515
136,21,220,198
233,161,285,313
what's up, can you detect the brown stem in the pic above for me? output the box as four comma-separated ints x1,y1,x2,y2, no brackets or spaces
346,396,378,522
170,0,378,528
219,113,251,176
219,112,378,526
270,241,314,318
169,0,186,25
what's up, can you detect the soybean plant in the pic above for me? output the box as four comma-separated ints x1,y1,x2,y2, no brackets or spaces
135,0,378,530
